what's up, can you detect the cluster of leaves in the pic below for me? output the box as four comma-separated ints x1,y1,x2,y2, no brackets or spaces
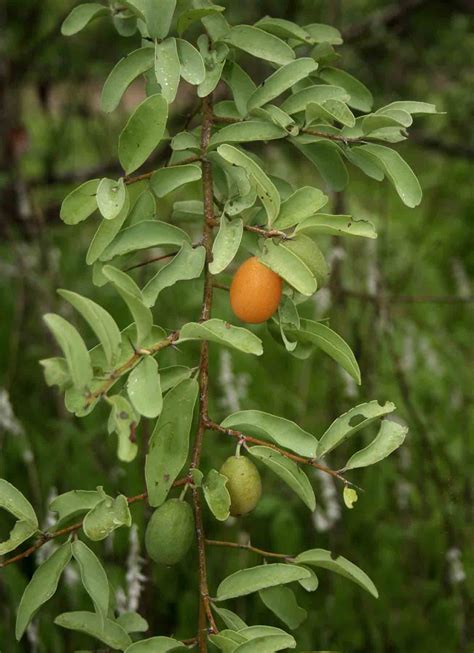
0,1,439,650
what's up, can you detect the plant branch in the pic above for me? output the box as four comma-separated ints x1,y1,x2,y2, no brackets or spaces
123,155,201,185
124,242,203,272
191,93,218,650
84,332,179,406
204,419,361,490
0,480,189,569
205,539,292,560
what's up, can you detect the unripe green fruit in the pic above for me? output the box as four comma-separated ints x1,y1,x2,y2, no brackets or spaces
220,455,262,516
284,234,329,288
145,499,194,565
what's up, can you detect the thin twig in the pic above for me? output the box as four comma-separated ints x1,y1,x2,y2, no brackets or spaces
204,419,362,490
205,539,292,560
0,481,189,569
84,332,179,406
123,155,201,185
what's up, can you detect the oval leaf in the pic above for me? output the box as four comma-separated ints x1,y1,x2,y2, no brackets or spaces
178,319,263,356
101,47,154,113
83,494,131,541
274,187,328,229
54,611,132,650
127,356,162,419
222,25,295,66
221,410,317,458
119,94,168,174
125,637,184,652
61,3,107,36
43,314,93,390
259,585,307,630
72,540,109,625
259,239,316,296
295,548,378,598
100,220,190,261
16,542,72,640
203,469,231,521
176,38,205,84
145,379,199,506
209,217,243,274
295,214,377,239
343,419,408,471
319,67,373,112
151,164,202,198
249,446,316,511
154,38,181,103
210,121,286,147
60,179,99,225
216,564,311,601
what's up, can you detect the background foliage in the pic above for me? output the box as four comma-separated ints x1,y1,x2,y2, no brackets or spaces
1,1,473,651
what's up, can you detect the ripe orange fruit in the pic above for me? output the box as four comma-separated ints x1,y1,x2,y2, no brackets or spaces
230,257,282,324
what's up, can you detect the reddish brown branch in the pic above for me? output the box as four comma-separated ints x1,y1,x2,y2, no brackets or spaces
204,419,361,489
191,93,218,650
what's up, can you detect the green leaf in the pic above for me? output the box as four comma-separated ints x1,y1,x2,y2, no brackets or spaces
60,179,99,225
58,290,122,366
307,99,355,128
344,147,384,181
362,112,411,134
209,217,243,274
41,356,73,389
145,0,176,39
116,612,149,633
297,566,319,592
317,400,396,457
54,611,132,650
210,630,247,651
319,67,373,112
43,314,93,390
151,164,202,197
83,494,131,541
119,94,168,174
143,243,205,307
355,144,422,207
176,39,206,85
210,121,286,147
343,419,408,471
61,3,108,36
108,395,139,463
259,239,316,296
101,47,154,113
102,266,153,345
212,606,247,630
125,637,184,652
274,187,328,229
100,220,190,261
222,61,257,117
0,479,37,525
171,130,200,151
295,214,377,239
221,411,317,458
177,6,225,36
203,469,231,521
292,140,348,191
304,23,343,45
259,585,307,630
343,486,358,509
160,365,193,393
286,318,361,384
0,519,38,556
255,17,314,44
154,38,181,103
295,549,378,598
87,201,130,267
235,629,296,652
145,379,199,506
178,319,263,356
377,100,440,116
72,540,109,626
218,146,280,224
249,446,316,511
222,25,295,65
127,356,162,418
281,85,349,115
247,58,318,111
216,563,311,600
0,479,38,555
16,543,72,640
50,489,104,524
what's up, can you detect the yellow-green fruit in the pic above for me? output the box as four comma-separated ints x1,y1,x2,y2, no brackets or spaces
145,499,194,565
284,234,329,288
220,455,262,516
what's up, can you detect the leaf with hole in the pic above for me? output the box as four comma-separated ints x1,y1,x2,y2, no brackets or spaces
295,214,377,239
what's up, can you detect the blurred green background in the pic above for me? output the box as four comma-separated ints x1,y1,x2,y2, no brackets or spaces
1,1,473,651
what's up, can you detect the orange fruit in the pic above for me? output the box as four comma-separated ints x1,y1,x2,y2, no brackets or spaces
230,256,282,324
